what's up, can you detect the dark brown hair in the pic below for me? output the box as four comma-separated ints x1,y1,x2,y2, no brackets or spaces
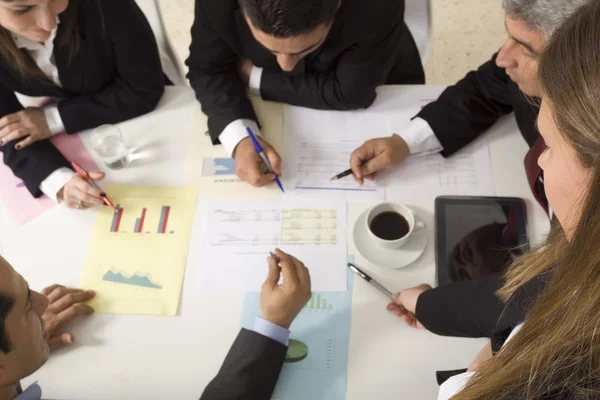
0,0,83,82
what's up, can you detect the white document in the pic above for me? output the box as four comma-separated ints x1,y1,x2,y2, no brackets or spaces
283,86,495,202
196,200,347,292
282,106,386,201
382,136,496,201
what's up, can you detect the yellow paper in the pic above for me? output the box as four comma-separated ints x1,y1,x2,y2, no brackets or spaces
80,185,198,316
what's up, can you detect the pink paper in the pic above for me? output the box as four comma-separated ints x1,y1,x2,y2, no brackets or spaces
0,133,99,226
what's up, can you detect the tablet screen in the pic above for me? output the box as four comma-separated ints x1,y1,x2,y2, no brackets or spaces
435,197,529,286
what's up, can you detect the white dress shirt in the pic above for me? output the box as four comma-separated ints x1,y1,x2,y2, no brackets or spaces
217,66,265,156
221,66,443,158
437,322,525,399
12,19,76,203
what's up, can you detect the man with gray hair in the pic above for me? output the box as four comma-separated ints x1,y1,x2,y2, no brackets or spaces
350,0,588,197
346,0,589,382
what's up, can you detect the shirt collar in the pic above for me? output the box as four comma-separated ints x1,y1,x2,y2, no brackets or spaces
15,382,42,400
12,16,61,52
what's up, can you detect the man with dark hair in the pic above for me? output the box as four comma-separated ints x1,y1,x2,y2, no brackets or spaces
187,0,424,188
0,248,310,400
0,256,94,400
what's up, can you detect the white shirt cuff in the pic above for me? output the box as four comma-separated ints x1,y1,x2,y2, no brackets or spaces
39,167,75,203
218,119,261,157
43,104,65,135
252,316,290,346
249,66,263,96
397,117,444,156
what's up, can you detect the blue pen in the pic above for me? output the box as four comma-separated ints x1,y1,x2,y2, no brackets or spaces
245,127,284,193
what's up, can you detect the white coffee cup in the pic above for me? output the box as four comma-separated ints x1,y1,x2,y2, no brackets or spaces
365,203,426,249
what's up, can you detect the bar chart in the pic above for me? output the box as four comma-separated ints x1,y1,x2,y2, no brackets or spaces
134,208,147,233
157,206,171,234
108,205,174,234
304,292,334,311
110,205,124,233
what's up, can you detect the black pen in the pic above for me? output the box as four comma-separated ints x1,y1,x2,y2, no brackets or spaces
330,160,367,181
347,262,394,300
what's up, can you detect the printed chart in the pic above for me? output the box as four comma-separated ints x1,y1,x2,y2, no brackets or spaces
240,257,355,399
196,200,347,292
80,185,198,315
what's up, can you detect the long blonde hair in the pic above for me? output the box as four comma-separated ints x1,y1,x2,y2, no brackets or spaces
454,1,600,398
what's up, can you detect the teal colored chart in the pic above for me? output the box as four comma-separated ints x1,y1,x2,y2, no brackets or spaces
102,270,162,289
240,256,354,400
202,157,236,176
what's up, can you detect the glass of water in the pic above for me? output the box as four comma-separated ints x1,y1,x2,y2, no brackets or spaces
90,125,129,170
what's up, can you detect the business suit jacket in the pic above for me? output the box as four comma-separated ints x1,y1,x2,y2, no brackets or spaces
408,52,542,340
187,0,425,143
418,273,548,385
200,329,286,400
418,52,540,156
0,0,166,197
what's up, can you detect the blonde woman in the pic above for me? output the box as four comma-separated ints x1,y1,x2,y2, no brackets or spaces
437,1,600,397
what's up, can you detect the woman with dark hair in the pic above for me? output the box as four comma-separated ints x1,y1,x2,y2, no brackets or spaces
0,0,166,209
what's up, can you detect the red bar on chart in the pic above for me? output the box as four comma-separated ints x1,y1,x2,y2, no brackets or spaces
113,206,124,233
134,208,147,233
158,206,171,234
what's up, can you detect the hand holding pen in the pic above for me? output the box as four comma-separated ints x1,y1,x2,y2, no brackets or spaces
232,127,283,190
61,161,115,211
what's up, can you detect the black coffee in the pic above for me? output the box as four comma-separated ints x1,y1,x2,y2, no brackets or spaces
370,211,410,240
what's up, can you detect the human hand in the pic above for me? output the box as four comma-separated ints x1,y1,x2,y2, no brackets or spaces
0,107,53,149
386,283,432,329
233,136,282,187
350,134,410,185
41,285,95,350
57,172,106,210
238,57,254,87
467,340,493,372
260,249,312,329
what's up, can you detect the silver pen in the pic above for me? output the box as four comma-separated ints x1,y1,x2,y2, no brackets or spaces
347,263,394,300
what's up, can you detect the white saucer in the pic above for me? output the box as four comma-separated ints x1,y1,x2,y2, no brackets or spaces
353,209,428,269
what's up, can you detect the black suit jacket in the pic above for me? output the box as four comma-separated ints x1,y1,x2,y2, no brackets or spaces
416,273,547,351
187,0,425,143
410,52,543,342
418,53,540,157
0,0,166,197
200,329,287,400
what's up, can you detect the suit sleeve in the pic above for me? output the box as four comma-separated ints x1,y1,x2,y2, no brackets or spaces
259,16,404,111
415,275,505,338
0,84,69,197
417,53,515,157
200,329,287,400
57,0,165,134
186,1,258,144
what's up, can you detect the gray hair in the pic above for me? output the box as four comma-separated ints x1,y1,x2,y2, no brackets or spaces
503,0,591,39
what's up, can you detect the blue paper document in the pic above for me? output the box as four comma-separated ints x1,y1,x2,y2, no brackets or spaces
240,256,355,399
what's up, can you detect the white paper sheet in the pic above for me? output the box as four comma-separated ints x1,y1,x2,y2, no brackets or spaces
196,200,347,292
382,136,496,201
282,86,495,202
282,107,386,201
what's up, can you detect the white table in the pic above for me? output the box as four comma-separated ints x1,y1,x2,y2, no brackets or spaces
0,86,550,400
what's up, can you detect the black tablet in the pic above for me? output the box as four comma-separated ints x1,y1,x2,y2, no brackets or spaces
435,196,529,286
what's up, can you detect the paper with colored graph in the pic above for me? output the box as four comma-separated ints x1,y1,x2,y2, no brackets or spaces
239,256,354,400
195,199,347,292
80,185,198,315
